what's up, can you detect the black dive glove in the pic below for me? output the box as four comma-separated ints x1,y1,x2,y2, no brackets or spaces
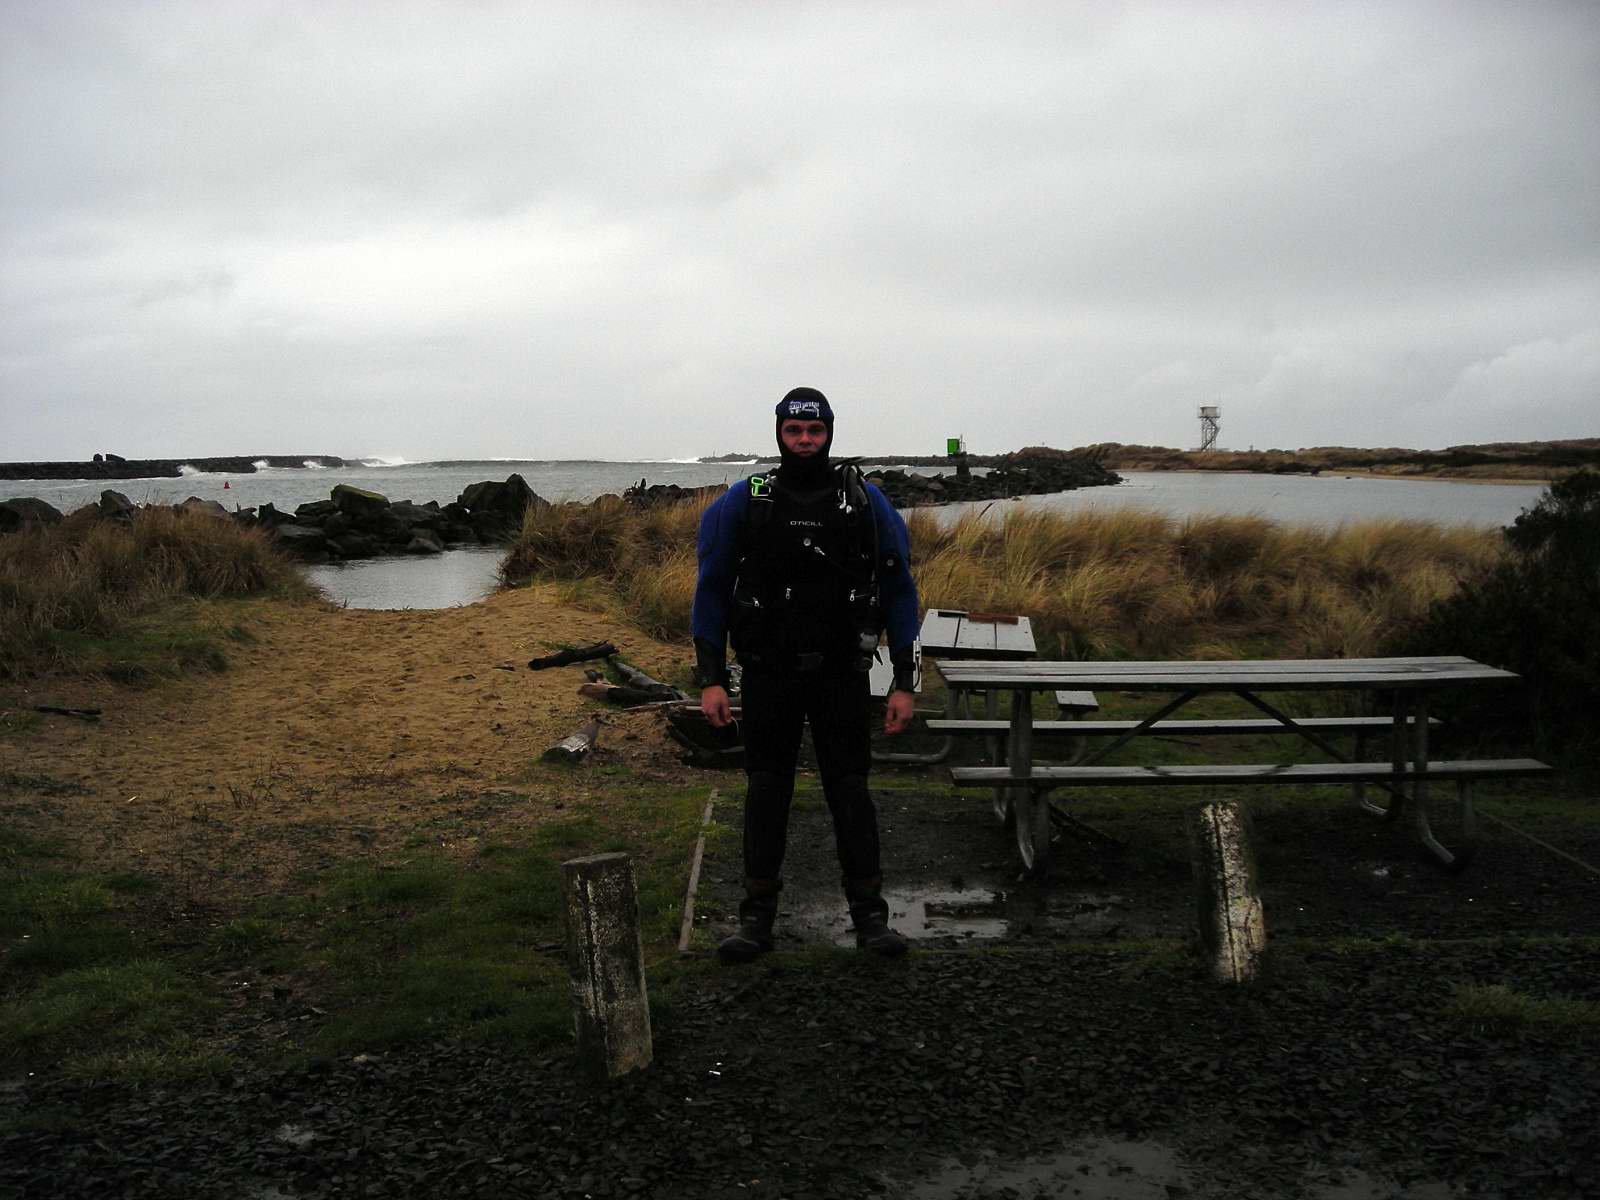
889,646,917,695
694,637,731,690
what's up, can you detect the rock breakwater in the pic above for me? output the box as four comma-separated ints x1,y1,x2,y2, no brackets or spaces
0,474,545,562
620,449,1121,509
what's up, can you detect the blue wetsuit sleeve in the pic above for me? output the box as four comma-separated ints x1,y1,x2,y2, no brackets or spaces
868,484,920,655
691,482,748,649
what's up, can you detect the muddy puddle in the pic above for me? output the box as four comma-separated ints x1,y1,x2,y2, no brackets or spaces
789,882,1173,946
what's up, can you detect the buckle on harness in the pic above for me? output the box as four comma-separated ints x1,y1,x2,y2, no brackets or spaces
796,652,824,672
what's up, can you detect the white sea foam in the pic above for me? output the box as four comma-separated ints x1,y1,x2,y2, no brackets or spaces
355,457,412,468
301,459,328,469
252,459,270,470
177,463,205,476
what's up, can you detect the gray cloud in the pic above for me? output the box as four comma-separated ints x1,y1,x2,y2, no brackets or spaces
3,0,1596,461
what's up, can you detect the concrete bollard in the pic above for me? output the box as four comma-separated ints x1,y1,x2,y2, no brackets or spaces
1187,800,1267,984
560,852,653,1079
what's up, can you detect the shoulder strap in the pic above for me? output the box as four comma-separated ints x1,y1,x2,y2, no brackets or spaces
737,473,776,559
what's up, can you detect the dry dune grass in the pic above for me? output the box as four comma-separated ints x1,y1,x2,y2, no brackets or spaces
0,507,314,678
501,493,1503,661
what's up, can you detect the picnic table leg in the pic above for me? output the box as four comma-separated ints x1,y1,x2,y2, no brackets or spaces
1359,692,1410,822
986,688,1013,826
1008,689,1050,877
1405,695,1475,871
1353,728,1368,810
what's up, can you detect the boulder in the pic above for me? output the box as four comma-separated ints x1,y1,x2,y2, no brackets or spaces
331,483,390,518
389,500,443,529
322,511,352,538
356,509,411,542
334,532,378,559
274,523,328,555
177,497,230,519
0,497,64,532
456,474,541,526
254,502,292,529
404,529,444,555
98,490,137,521
295,499,339,522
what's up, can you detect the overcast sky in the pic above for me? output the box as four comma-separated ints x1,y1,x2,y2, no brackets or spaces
3,1,1596,462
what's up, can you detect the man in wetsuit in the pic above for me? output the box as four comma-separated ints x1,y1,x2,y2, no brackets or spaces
692,387,920,961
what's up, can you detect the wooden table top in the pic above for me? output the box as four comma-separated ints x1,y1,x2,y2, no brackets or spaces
918,609,1037,660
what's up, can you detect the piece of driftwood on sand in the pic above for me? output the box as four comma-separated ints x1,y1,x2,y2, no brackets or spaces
578,682,662,707
543,719,601,763
528,641,618,671
606,657,685,701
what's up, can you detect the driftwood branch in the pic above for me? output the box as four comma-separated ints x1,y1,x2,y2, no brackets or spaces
543,718,600,762
578,682,664,707
528,641,618,671
31,706,103,721
606,657,686,701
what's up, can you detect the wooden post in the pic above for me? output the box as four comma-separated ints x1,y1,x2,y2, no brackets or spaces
1187,801,1267,984
560,853,653,1079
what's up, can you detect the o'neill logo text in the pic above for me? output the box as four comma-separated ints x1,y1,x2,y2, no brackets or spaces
786,400,822,417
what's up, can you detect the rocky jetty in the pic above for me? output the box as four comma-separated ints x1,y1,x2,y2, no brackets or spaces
0,475,546,562
624,450,1122,509
254,475,545,561
0,455,345,481
866,448,1121,507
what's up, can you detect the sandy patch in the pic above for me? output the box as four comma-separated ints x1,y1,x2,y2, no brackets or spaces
0,583,699,894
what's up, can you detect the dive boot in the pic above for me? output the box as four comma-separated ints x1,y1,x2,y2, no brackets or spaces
846,880,909,958
718,882,779,963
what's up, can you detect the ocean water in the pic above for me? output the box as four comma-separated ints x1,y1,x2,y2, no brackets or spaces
3,460,1550,610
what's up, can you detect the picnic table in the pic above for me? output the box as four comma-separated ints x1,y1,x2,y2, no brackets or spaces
933,656,1552,877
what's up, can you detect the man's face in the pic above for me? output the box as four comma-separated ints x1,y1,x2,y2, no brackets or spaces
779,419,829,458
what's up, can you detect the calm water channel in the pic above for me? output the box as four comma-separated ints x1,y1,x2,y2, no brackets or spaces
4,461,1548,610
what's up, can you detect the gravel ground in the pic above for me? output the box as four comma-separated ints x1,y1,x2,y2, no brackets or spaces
5,779,1598,1199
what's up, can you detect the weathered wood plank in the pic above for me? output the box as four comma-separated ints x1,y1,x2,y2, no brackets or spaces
934,663,1518,691
950,758,1552,788
927,716,1440,736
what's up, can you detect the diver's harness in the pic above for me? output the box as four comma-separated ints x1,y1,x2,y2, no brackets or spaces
730,463,893,676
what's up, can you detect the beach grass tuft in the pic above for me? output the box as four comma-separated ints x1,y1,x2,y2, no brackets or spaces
501,491,1503,661
0,506,315,679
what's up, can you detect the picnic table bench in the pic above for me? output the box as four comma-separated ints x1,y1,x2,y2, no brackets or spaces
935,656,1553,877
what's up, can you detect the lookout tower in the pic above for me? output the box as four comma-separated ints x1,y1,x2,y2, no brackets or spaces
1198,405,1221,452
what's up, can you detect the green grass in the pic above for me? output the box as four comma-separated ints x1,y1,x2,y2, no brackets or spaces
296,786,708,1057
1448,982,1600,1037
0,774,713,1079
